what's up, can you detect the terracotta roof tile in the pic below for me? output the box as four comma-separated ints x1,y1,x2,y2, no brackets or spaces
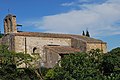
15,32,70,38
71,35,103,43
14,32,106,43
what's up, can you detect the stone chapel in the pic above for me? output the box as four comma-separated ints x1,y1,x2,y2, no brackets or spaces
0,14,107,68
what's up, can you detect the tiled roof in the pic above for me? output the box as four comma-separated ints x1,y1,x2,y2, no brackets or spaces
44,46,80,54
15,32,70,38
71,35,103,43
14,32,105,43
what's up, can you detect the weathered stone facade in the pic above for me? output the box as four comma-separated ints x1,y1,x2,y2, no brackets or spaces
86,42,107,53
4,14,17,34
1,14,107,68
14,36,71,53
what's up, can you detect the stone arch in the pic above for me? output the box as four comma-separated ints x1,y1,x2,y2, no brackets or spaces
33,47,37,53
4,14,17,34
4,19,8,34
9,18,13,32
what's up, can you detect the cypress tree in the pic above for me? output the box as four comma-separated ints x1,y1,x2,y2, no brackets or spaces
82,31,85,36
0,30,2,38
86,30,90,37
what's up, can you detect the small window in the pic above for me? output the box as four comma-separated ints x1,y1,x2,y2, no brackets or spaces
47,45,60,46
9,18,13,31
33,47,37,53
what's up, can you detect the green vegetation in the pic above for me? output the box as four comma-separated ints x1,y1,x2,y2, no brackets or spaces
45,48,120,80
0,34,3,38
86,30,90,37
82,30,90,37
0,45,42,80
0,44,120,80
0,31,3,38
82,31,85,36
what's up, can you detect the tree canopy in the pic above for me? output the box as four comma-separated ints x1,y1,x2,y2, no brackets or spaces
45,48,120,80
0,45,41,80
82,31,85,36
86,30,90,37
0,44,120,80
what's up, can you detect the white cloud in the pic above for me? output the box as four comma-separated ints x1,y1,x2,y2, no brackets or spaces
78,0,92,3
25,0,120,37
61,0,95,7
61,2,75,7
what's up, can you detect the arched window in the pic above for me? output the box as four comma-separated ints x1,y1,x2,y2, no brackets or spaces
9,18,13,32
33,47,37,53
4,19,8,33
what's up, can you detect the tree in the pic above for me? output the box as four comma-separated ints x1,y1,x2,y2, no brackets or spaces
109,47,120,56
0,31,3,38
45,48,120,80
45,49,103,80
0,45,40,80
99,47,120,80
82,31,85,36
101,47,120,74
86,30,90,37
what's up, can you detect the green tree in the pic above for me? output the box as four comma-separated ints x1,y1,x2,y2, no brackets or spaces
82,31,85,36
99,47,120,80
109,47,120,56
86,30,90,37
0,31,3,38
0,45,41,80
45,48,120,80
45,49,103,80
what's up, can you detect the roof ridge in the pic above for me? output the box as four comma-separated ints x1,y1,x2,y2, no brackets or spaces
14,31,105,43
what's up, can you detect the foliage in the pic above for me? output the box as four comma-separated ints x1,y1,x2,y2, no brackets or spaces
0,45,40,80
0,33,3,38
0,44,120,80
101,47,120,76
109,47,120,56
86,30,90,37
82,31,85,36
40,67,50,77
45,48,120,80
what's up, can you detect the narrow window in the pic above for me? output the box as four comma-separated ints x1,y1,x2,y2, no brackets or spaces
9,18,13,32
33,47,37,53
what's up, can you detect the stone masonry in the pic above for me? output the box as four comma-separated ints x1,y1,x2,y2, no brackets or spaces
1,14,107,68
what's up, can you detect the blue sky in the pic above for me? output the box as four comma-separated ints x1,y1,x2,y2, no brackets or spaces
0,0,120,51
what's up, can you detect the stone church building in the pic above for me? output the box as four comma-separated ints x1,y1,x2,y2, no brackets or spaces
0,14,107,68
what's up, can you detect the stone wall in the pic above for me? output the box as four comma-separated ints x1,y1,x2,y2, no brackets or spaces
14,36,71,53
4,14,17,34
1,34,15,51
71,38,107,53
44,48,60,68
14,36,71,67
2,34,107,54
86,42,107,53
71,38,87,52
1,34,107,68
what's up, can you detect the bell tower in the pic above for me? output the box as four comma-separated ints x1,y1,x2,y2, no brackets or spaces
4,14,17,34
